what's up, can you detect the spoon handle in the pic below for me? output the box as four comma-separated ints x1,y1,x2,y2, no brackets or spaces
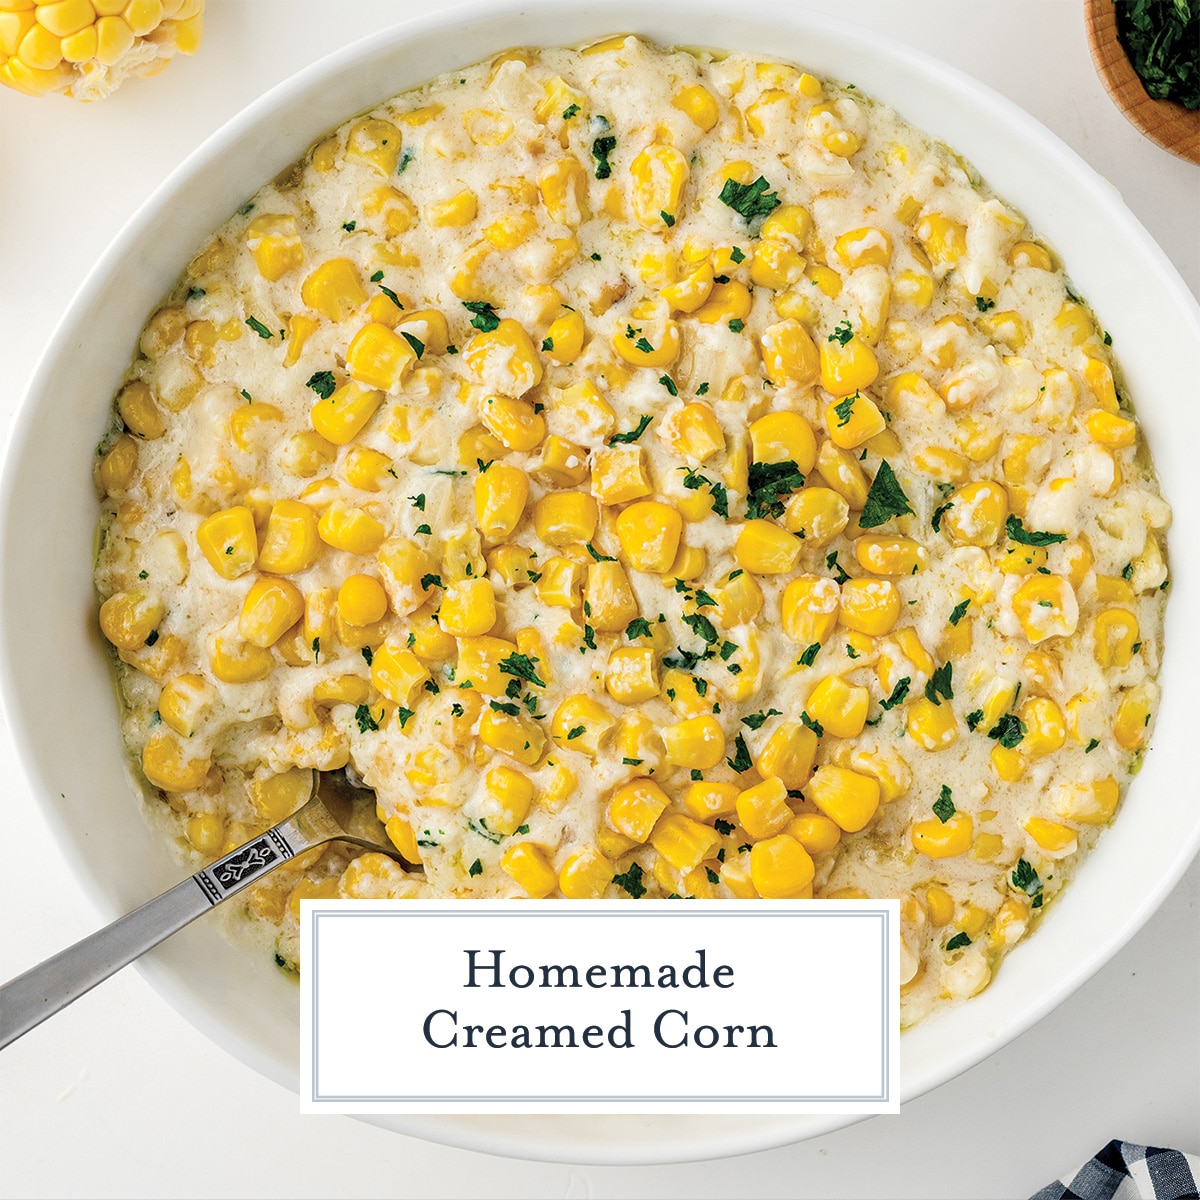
0,824,306,1050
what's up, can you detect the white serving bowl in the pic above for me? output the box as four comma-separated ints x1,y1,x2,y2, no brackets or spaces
2,0,1197,1166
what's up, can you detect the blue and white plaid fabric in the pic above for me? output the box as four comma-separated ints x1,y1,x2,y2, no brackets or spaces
1031,1141,1200,1200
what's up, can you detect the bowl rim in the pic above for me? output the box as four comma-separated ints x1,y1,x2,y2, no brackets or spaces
2,0,1199,1167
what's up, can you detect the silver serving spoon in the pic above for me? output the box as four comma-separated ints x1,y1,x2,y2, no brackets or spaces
0,770,408,1050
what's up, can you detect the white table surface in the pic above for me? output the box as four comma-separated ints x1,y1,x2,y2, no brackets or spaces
1,2,1197,1196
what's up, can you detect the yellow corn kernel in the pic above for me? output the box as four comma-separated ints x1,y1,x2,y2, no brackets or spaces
679,781,737,823
779,488,847,545
1115,685,1153,749
97,434,139,494
532,553,584,609
184,812,224,855
338,445,392,494
332,574,385,628
714,570,763,627
476,396,543,453
911,811,973,858
786,813,841,855
905,697,958,751
252,500,319,576
833,227,893,270
1054,300,1096,346
806,101,862,156
551,694,616,757
583,560,637,632
208,632,273,684
196,506,257,580
734,519,801,575
555,379,616,440
814,440,870,509
312,675,371,708
498,842,557,897
604,647,659,705
749,411,818,474
608,778,671,843
438,578,496,638
278,430,335,480
749,238,805,291
317,500,386,555
427,188,478,228
939,480,1008,547
819,330,879,397
1008,241,1054,271
753,721,816,790
379,814,421,864
531,491,597,547
806,766,880,832
464,319,544,398
893,269,934,309
823,391,884,450
1093,608,1139,669
115,380,164,440
854,536,929,576
671,82,720,130
556,849,613,899
750,835,814,898
780,575,840,647
477,765,534,837
838,579,900,636
472,464,528,543
806,264,843,299
238,577,304,649
1018,695,1066,759
916,214,967,267
370,643,429,707
529,437,585,489
227,402,283,455
98,588,164,651
156,673,214,739
310,381,383,447
300,258,367,322
538,157,590,226
342,117,403,177
482,210,537,253
922,886,955,927
649,813,721,874
660,261,716,315
998,537,1050,575
590,445,652,505
1081,356,1119,413
375,538,435,617
1025,816,1078,857
735,776,792,840
1012,574,1078,644
1084,408,1137,450
614,500,683,573
141,729,210,793
345,322,418,393
451,635,514,696
538,308,583,366
1053,778,1120,826
662,714,725,771
612,318,681,368
663,402,725,463
629,142,689,227
757,320,818,388
805,675,869,739
695,280,752,326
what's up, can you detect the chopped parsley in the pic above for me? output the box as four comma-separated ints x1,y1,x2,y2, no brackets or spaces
924,662,954,706
1006,515,1067,546
585,542,616,562
931,501,953,533
680,467,730,519
566,725,586,740
880,677,911,710
1011,857,1045,908
728,318,745,333
726,733,754,773
932,786,956,823
612,860,647,898
469,817,503,844
949,599,971,625
410,493,426,510
420,573,443,591
354,704,380,733
462,300,500,332
415,523,431,535
591,133,617,179
499,652,545,687
800,711,824,737
720,641,739,661
623,757,643,766
244,315,273,339
828,319,854,346
859,460,915,529
661,210,676,227
741,708,782,731
658,374,678,396
342,220,356,232
798,642,821,667
562,102,580,119
608,414,653,444
729,246,746,264
468,858,483,877
682,613,719,645
400,331,425,359
944,932,972,951
1085,737,1100,753
361,646,373,665
825,551,850,585
542,337,554,352
625,617,654,640
1116,0,1200,109
745,459,805,520
966,708,985,732
397,707,415,729
717,174,781,222
974,295,995,312
987,713,1026,749
696,381,710,395
833,395,857,427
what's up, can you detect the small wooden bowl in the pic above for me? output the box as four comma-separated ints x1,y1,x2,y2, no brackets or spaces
1085,0,1200,164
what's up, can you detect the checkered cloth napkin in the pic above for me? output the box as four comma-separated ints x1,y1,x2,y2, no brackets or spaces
1030,1141,1200,1200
